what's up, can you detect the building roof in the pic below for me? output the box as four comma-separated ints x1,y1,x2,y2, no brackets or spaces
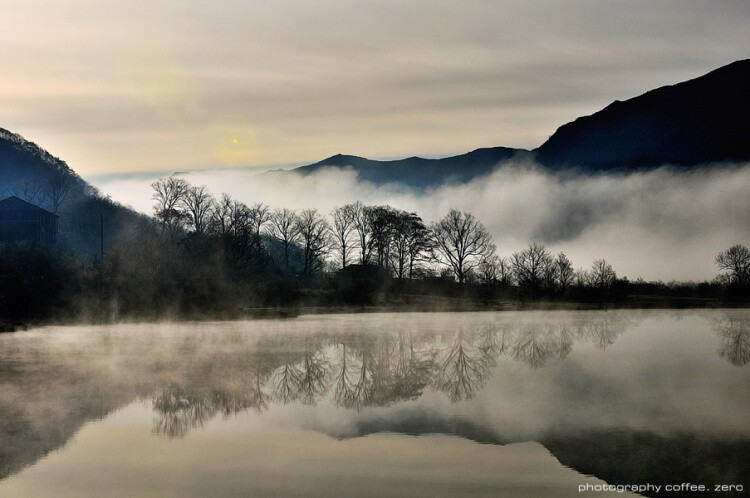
0,196,58,217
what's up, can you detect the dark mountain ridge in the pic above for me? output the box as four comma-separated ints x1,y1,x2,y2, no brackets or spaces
292,59,749,185
535,59,750,170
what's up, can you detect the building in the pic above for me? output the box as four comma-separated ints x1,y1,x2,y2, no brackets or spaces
0,196,58,246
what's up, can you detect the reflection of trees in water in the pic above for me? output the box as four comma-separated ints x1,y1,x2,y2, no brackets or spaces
576,315,629,350
712,314,750,367
152,385,214,438
270,363,303,404
297,350,329,405
150,314,640,436
434,331,493,401
392,331,434,403
153,361,270,438
511,324,573,368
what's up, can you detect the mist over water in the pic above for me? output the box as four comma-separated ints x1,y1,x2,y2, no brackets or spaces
89,162,750,281
0,310,748,496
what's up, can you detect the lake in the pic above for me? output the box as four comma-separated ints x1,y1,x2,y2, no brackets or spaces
0,310,748,497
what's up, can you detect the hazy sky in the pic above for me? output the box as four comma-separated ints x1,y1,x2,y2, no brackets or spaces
1,0,748,175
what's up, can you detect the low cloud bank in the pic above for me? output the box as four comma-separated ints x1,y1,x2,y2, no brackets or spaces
89,162,750,282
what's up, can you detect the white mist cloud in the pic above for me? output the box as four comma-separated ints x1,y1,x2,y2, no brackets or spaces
90,163,750,282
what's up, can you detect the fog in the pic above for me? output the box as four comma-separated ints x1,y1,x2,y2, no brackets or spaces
89,162,750,281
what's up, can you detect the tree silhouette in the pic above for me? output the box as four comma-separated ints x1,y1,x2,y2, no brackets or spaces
512,243,553,295
182,184,213,235
715,245,750,286
331,205,357,269
295,209,331,277
432,209,493,284
268,208,300,273
151,176,189,240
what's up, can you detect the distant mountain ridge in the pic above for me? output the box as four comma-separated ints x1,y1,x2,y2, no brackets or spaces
291,59,750,185
293,146,525,188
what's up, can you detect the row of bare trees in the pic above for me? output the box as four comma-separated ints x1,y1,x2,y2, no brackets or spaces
150,177,624,290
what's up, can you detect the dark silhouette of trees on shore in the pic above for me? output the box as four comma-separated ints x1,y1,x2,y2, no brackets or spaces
2,175,748,327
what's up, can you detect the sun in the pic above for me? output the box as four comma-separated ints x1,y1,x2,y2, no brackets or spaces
232,138,239,145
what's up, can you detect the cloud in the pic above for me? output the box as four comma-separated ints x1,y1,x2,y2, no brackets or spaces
90,162,750,282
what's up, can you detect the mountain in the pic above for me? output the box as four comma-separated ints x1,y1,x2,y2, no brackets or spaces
0,128,151,256
292,146,527,188
0,127,88,199
535,59,750,170
288,59,749,186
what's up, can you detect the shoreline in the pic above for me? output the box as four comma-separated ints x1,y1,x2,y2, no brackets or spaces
3,295,748,332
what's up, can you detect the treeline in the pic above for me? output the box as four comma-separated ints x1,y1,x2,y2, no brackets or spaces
1,177,748,327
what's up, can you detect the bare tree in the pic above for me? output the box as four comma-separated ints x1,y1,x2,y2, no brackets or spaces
231,200,252,242
590,259,616,290
268,208,300,272
151,176,189,239
574,268,589,287
715,244,750,286
511,243,553,292
45,169,74,213
351,201,373,265
477,252,501,285
295,209,331,277
431,209,493,284
11,178,44,204
211,193,235,236
248,203,270,248
181,185,214,235
331,205,356,269
556,252,574,293
391,211,431,280
497,256,514,285
368,205,398,269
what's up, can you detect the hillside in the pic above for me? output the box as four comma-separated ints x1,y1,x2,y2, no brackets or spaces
0,128,151,257
535,59,750,170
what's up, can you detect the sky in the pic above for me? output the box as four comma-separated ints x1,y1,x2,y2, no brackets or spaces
1,0,748,176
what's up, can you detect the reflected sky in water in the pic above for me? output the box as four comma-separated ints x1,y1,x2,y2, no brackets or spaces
0,310,748,496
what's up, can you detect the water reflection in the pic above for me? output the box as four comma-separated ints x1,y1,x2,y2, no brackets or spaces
148,322,561,437
145,311,741,439
0,310,748,494
712,313,750,366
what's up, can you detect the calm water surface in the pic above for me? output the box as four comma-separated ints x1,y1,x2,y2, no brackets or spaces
0,310,748,497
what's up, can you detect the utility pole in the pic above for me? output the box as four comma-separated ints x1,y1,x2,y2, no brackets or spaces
99,213,105,322
100,213,104,261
